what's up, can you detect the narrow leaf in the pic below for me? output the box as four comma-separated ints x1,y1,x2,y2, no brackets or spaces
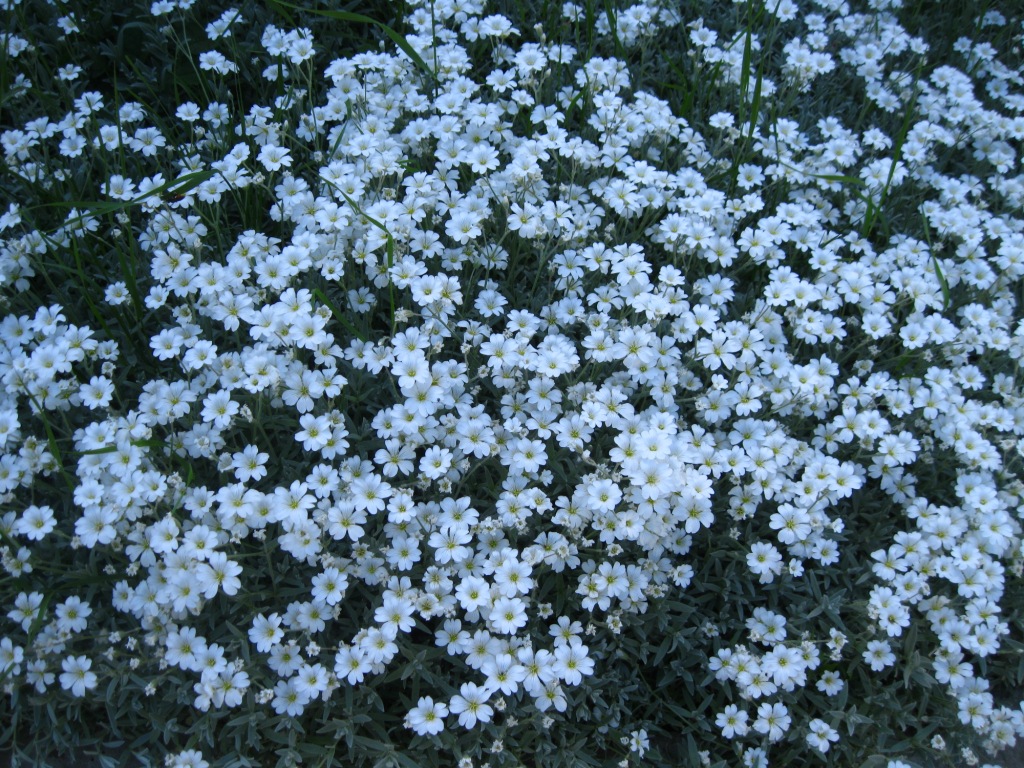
268,0,435,84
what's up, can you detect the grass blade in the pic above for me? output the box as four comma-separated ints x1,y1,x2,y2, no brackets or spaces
313,287,367,343
267,0,436,86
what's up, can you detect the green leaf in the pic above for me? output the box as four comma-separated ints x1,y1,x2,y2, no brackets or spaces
392,752,423,768
27,170,215,225
602,0,622,56
352,735,389,753
747,67,763,140
652,636,674,667
739,30,752,109
811,173,866,186
930,253,951,311
313,287,367,342
920,208,951,310
267,0,435,86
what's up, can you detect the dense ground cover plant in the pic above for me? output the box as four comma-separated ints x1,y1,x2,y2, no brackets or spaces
1,0,1024,766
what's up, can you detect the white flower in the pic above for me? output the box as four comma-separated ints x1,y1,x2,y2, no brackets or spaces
816,669,845,695
8,591,43,631
405,696,448,735
168,750,209,768
0,638,24,674
455,575,491,612
482,652,527,696
420,446,453,480
175,102,201,122
449,683,493,729
78,375,114,409
552,637,593,685
429,526,473,565
806,718,839,752
271,676,310,716
488,596,528,635
60,655,97,697
14,504,56,541
75,506,118,547
374,593,416,634
54,596,91,634
311,567,348,605
231,444,269,482
536,680,567,712
196,551,243,598
249,613,284,653
716,704,749,738
627,729,650,758
257,144,292,171
334,644,371,684
747,541,783,583
295,413,331,451
864,639,896,671
752,701,791,742
294,663,329,698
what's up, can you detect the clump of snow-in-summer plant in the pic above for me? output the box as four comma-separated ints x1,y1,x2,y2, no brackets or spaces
2,0,1024,766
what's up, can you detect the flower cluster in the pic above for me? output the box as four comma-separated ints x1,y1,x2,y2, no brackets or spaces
1,0,1024,766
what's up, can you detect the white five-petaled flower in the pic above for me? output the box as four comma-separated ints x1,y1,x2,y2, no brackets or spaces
405,696,448,735
257,144,292,171
60,655,97,697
